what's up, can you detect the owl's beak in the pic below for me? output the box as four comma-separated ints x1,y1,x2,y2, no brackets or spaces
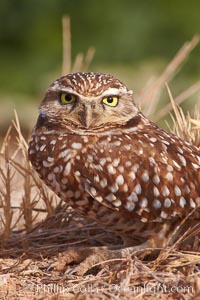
78,104,94,128
84,104,93,128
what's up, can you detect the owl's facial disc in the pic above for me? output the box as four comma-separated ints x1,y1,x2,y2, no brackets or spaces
54,88,136,129
40,72,138,131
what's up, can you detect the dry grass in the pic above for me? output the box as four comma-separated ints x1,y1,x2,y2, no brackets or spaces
0,18,200,299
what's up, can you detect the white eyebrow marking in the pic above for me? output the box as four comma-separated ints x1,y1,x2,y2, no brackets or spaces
101,88,123,96
48,86,127,101
49,86,76,94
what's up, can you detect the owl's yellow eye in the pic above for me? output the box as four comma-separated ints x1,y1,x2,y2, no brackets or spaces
102,96,118,107
60,93,76,105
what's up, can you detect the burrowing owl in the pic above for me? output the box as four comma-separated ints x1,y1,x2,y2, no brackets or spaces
29,72,200,248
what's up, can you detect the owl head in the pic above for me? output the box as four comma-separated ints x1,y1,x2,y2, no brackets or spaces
37,72,138,132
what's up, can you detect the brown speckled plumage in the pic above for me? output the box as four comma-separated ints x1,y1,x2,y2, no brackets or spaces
29,72,200,248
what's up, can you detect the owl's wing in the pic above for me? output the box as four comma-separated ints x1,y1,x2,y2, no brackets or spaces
79,129,200,222
81,176,120,211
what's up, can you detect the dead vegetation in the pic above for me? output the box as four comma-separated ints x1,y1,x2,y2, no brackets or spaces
0,17,200,299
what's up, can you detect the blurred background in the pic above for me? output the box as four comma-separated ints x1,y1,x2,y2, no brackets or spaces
0,0,200,136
